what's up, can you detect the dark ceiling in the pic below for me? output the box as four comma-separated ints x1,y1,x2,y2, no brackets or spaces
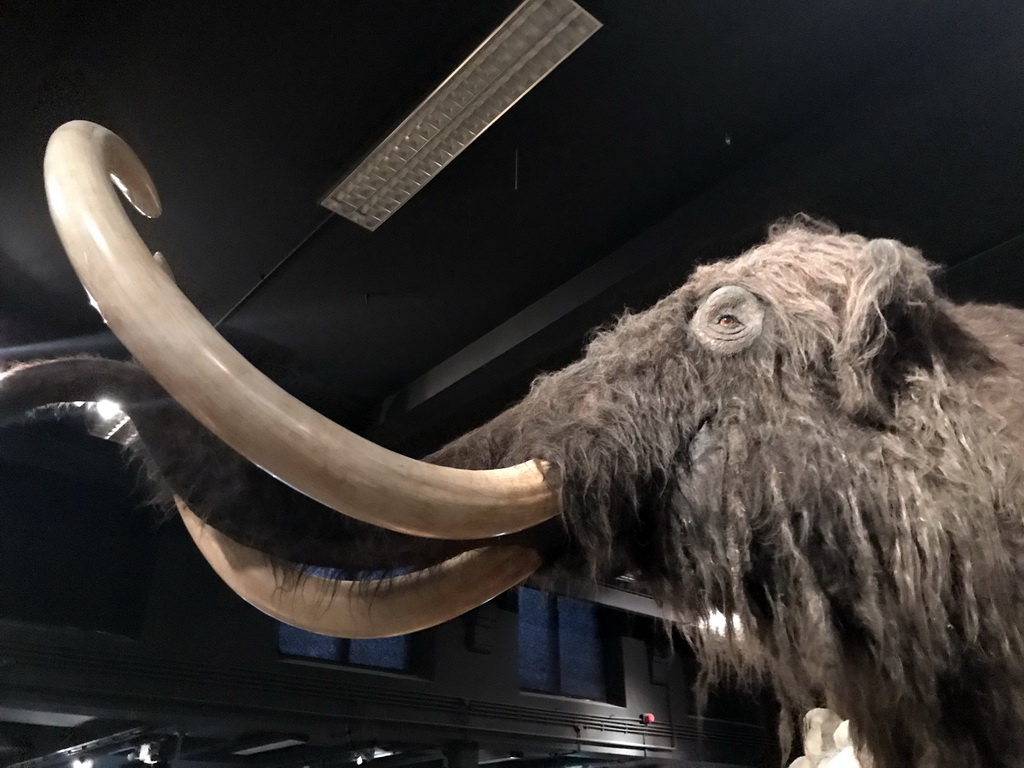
4,1,1023,454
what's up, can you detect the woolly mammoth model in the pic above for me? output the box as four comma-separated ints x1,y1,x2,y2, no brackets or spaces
6,121,1024,767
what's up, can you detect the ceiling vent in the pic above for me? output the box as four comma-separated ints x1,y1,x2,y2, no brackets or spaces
321,0,601,230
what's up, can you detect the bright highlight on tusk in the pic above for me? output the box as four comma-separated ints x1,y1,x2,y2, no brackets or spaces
94,398,122,420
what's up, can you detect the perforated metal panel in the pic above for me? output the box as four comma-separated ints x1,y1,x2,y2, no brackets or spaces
321,0,601,230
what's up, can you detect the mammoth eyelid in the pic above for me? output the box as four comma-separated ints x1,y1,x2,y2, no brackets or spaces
691,285,764,352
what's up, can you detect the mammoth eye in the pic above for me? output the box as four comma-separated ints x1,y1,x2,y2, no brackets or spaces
691,286,765,353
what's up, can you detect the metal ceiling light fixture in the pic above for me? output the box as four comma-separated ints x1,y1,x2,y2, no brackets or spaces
321,0,601,230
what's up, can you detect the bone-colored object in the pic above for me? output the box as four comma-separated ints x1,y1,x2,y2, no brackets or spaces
833,720,851,750
44,120,558,540
804,708,844,759
176,499,541,637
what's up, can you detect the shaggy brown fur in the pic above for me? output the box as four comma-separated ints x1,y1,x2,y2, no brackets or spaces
428,218,1024,767
3,217,1024,767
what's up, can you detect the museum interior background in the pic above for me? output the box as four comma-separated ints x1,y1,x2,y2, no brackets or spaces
2,2,1023,767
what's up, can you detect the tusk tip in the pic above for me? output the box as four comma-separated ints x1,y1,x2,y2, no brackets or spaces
52,120,163,219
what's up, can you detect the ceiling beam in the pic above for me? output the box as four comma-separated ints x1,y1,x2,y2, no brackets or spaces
4,726,149,768
367,207,681,455
530,576,664,620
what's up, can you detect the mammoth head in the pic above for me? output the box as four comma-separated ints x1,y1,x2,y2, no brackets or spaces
432,214,1004,598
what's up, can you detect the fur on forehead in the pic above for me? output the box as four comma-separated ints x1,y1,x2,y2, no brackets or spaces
686,217,880,319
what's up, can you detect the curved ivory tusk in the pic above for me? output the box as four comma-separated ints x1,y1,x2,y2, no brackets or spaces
176,498,541,638
44,120,558,540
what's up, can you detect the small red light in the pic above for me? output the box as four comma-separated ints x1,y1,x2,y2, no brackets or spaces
642,713,656,725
